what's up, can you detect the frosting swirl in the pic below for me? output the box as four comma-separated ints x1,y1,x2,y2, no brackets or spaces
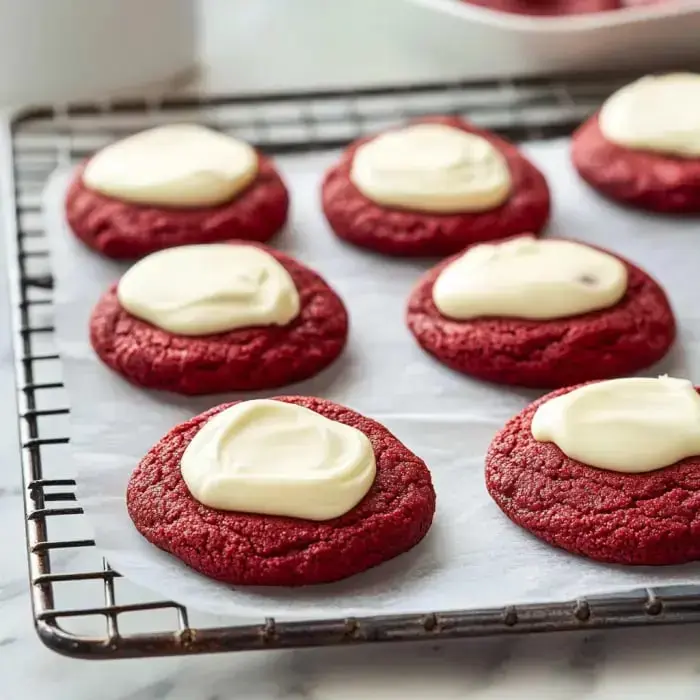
117,244,300,336
532,376,700,473
432,236,628,321
599,73,700,159
83,124,258,207
350,123,512,213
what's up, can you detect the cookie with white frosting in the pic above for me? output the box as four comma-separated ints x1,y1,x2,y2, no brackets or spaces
66,124,289,259
127,396,436,586
572,73,700,213
322,117,550,257
486,376,700,565
406,235,675,388
89,242,347,394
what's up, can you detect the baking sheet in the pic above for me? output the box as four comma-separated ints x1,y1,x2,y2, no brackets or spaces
46,139,700,620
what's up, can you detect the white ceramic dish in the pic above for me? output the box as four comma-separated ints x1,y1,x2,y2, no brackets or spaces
0,0,196,105
404,0,700,77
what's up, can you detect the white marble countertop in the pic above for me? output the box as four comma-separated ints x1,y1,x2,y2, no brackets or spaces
2,1,700,697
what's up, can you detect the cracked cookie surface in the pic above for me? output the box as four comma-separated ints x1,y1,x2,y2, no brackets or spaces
485,384,700,565
89,245,348,395
127,396,436,586
321,116,551,258
66,155,289,259
572,115,700,213
406,242,675,388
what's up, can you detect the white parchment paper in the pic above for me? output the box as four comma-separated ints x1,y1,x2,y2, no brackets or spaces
46,139,700,620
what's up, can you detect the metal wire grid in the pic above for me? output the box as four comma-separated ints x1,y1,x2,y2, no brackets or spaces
8,74,700,660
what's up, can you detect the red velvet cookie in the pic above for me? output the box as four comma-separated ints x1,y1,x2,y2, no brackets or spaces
322,117,550,257
406,241,675,388
127,396,436,586
572,114,700,213
66,154,289,259
89,244,348,395
486,384,700,565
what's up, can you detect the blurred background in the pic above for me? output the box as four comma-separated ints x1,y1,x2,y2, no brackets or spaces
3,0,699,106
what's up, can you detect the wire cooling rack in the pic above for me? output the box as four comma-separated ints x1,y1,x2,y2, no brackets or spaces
8,73,700,660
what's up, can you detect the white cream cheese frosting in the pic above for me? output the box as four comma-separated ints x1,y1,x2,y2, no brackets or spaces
531,376,700,473
350,123,512,213
180,399,377,520
432,236,628,321
83,124,258,207
117,244,300,336
599,73,700,159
